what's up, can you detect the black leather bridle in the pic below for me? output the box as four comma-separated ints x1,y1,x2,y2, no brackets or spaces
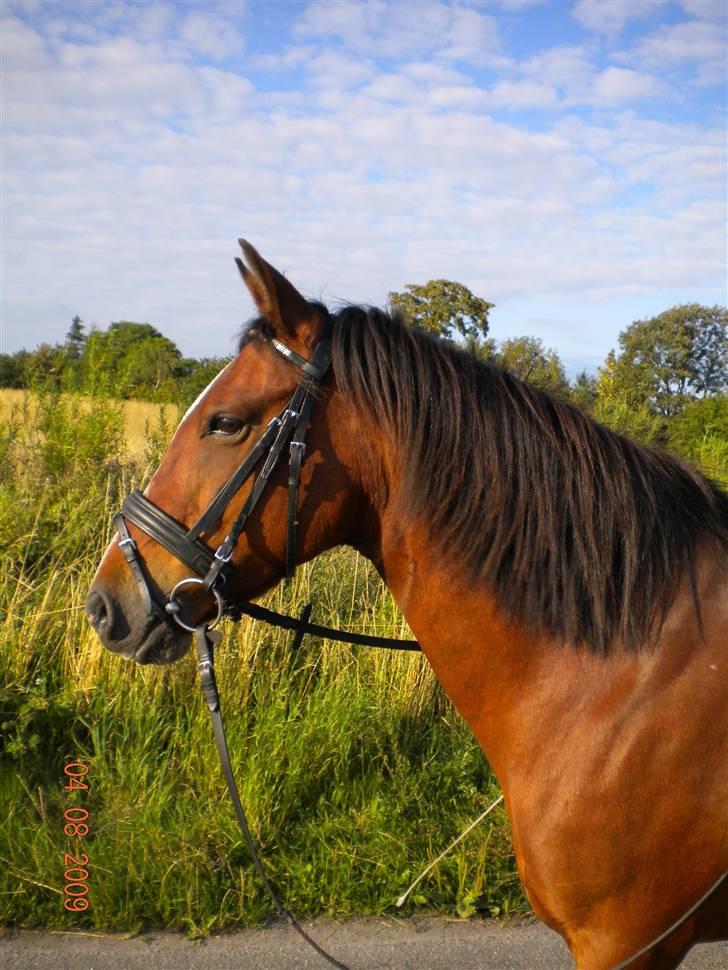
113,332,419,651
114,336,330,627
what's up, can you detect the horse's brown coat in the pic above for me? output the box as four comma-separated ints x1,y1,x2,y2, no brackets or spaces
89,243,728,969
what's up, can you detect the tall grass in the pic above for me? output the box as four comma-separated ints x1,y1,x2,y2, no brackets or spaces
0,389,519,932
3,386,725,933
1,388,178,461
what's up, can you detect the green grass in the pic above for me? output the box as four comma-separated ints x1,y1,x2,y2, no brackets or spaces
2,386,725,933
0,389,521,932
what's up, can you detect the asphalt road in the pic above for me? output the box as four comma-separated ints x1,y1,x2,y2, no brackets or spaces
2,919,727,970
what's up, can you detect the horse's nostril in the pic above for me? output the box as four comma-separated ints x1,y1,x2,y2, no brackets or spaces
86,589,112,633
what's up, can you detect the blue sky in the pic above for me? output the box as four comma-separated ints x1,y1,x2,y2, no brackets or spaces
1,0,726,375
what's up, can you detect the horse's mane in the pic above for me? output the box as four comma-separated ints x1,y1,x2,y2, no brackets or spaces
329,305,728,655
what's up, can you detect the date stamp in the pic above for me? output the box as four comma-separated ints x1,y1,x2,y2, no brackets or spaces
63,761,90,912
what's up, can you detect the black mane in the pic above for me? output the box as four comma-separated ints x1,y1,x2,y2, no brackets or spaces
329,305,728,655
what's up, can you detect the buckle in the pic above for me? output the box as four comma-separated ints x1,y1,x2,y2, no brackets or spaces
118,536,136,551
290,440,306,458
214,545,233,563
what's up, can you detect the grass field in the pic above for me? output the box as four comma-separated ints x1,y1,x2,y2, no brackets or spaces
1,388,178,460
2,385,725,934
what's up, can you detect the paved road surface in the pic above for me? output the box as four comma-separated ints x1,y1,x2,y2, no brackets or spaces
2,919,726,970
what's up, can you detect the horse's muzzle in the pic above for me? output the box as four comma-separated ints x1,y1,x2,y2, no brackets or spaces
86,582,191,665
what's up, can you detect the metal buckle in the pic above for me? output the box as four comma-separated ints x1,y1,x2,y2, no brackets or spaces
118,536,136,551
214,545,233,563
290,440,306,457
165,577,224,633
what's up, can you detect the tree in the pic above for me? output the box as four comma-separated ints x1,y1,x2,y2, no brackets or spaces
27,343,65,388
570,370,598,412
0,351,30,388
64,315,86,359
494,336,570,396
82,322,186,399
666,395,728,466
604,304,727,417
388,279,493,343
177,357,233,410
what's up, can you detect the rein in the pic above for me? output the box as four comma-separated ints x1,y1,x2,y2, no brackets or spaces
112,335,724,970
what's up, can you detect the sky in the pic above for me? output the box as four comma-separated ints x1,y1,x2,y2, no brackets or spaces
1,0,726,376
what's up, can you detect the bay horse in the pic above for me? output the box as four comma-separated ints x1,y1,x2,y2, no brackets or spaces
87,241,728,969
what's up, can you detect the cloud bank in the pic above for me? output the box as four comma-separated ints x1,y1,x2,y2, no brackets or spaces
1,0,726,373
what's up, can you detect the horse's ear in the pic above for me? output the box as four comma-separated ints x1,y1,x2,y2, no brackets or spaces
235,239,320,346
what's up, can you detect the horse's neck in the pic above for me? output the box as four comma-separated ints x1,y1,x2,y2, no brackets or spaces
369,515,615,787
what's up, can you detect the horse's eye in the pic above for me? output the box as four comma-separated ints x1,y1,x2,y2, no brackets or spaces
208,415,246,437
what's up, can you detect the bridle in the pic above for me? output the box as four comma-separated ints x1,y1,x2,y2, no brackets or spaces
110,332,727,970
114,335,333,629
114,331,420,651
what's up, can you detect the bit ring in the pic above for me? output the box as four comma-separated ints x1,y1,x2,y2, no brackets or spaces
165,577,224,633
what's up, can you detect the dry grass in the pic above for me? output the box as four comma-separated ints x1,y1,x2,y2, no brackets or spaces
0,389,178,459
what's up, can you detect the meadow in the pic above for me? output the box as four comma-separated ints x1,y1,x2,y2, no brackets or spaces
0,388,518,932
2,384,725,933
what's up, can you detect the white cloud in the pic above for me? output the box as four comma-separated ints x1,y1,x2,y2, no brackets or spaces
1,3,725,366
631,18,726,62
488,78,559,109
177,10,246,60
439,5,501,64
592,66,664,103
507,47,665,107
621,17,727,85
305,49,374,88
362,73,423,103
401,61,469,85
296,0,501,64
572,0,666,35
495,0,548,8
680,0,727,20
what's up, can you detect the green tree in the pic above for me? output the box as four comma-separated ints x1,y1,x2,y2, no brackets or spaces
388,279,493,343
0,351,30,388
570,370,598,412
666,395,728,466
177,357,233,410
80,322,186,399
27,343,65,389
604,304,727,417
494,336,570,396
64,315,86,359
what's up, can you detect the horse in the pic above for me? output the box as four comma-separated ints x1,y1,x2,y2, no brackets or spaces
87,240,728,969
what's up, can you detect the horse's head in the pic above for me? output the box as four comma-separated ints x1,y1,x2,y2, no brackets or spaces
86,241,366,664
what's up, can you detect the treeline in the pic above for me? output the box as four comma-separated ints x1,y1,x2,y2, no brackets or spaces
0,317,228,406
389,286,727,473
2,297,727,474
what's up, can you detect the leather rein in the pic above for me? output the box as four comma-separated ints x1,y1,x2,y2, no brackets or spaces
112,334,726,970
